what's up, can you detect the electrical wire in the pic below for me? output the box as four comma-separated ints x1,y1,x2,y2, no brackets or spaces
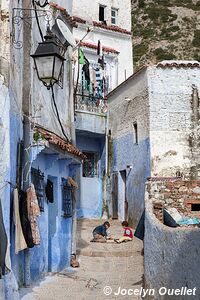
50,85,69,141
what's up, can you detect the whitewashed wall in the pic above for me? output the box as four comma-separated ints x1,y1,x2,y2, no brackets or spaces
148,63,200,178
72,0,132,31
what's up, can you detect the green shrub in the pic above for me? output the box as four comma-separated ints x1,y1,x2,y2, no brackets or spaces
192,30,200,47
134,43,149,61
154,48,176,60
138,0,145,8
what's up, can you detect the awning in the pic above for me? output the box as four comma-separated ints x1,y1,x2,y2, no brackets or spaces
34,125,86,160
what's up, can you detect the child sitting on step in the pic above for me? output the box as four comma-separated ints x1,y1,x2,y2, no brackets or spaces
114,221,133,243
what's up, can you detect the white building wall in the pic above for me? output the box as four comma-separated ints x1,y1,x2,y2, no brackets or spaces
74,25,132,87
148,63,200,178
71,0,132,31
31,14,72,140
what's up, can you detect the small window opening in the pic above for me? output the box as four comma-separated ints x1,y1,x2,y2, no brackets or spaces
99,5,107,23
83,152,98,178
111,8,118,25
191,204,200,211
133,122,138,144
99,5,105,22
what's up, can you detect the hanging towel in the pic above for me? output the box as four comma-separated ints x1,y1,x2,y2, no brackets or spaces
13,189,27,254
79,48,86,65
26,184,41,245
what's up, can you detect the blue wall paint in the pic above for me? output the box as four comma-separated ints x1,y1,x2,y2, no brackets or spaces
29,152,73,280
112,133,151,226
76,134,105,219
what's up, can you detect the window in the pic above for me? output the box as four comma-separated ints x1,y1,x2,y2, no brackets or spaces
99,5,106,22
82,152,98,178
191,204,200,211
133,122,138,144
61,178,73,217
111,8,118,25
31,168,45,211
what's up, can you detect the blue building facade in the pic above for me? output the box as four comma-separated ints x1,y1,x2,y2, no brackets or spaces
0,2,84,299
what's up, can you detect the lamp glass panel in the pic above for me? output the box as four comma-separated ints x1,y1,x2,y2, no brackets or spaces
53,56,63,81
35,56,55,85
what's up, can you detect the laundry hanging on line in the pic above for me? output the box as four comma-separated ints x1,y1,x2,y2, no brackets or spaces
26,184,41,246
13,188,27,254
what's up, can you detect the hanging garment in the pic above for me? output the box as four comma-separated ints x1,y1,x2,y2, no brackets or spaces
45,179,54,203
82,58,90,85
19,190,34,248
0,199,8,276
26,184,41,245
90,67,97,92
13,189,27,254
97,40,102,57
79,48,86,65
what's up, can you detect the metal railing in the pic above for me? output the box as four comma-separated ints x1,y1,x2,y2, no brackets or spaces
75,93,107,114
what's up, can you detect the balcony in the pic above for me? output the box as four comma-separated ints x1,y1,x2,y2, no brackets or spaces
75,93,107,114
75,93,107,135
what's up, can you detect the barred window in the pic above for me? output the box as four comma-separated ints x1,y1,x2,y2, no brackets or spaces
61,178,72,217
82,152,98,178
31,168,45,211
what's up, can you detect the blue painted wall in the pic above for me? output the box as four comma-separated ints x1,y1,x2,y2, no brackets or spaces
30,152,73,281
112,133,151,226
76,134,105,219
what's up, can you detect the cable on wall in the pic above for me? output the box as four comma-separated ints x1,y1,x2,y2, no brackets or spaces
50,85,70,141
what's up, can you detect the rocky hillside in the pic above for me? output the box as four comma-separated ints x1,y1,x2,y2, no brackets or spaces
132,0,200,68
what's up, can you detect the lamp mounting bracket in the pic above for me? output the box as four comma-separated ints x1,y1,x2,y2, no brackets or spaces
34,1,49,8
12,8,52,49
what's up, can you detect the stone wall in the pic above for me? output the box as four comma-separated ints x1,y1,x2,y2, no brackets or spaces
148,179,200,221
144,182,200,300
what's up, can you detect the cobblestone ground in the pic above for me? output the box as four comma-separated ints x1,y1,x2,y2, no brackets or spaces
20,219,143,300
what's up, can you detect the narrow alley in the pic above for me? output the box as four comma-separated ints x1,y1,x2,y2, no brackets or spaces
20,220,144,300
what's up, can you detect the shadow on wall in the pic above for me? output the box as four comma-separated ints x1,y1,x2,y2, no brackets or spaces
144,200,200,300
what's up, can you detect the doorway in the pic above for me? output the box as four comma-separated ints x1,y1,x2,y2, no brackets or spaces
120,170,128,221
112,172,118,219
47,176,58,272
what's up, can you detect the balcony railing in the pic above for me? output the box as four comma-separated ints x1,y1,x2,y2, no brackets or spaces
75,93,107,114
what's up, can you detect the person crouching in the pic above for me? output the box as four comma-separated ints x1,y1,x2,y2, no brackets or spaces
91,221,110,243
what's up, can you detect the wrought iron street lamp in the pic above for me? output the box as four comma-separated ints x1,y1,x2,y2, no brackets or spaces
31,30,65,89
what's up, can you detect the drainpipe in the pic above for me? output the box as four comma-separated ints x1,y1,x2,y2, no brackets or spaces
68,46,76,145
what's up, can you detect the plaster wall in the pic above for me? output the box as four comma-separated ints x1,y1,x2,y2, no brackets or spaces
75,111,106,135
144,184,200,300
148,65,200,178
30,152,73,280
76,135,105,218
31,16,72,140
108,69,151,225
0,1,24,299
71,0,132,31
